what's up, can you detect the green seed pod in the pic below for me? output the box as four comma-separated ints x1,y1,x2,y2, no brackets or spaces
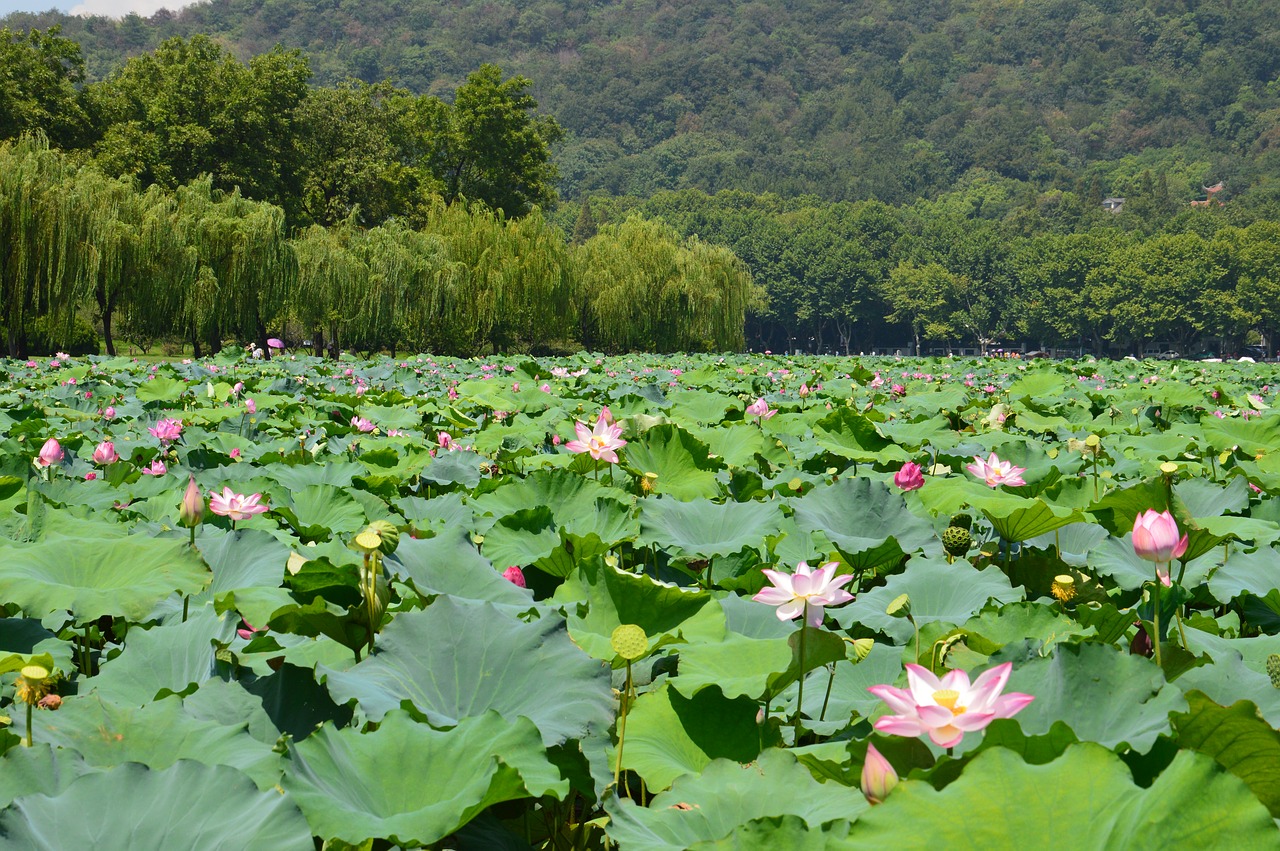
942,526,972,558
611,624,649,662
1267,654,1280,689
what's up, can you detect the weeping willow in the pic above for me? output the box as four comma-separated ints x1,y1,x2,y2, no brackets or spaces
577,215,756,353
290,218,367,357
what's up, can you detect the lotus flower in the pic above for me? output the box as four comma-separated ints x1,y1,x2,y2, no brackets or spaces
245,399,256,414
237,618,266,640
351,416,375,433
752,560,854,627
966,452,1026,488
180,476,204,527
438,431,453,450
102,406,116,420
149,418,183,444
893,461,924,491
502,566,527,587
141,459,167,476
861,744,898,805
746,397,776,421
1132,509,1187,587
565,410,627,464
208,487,269,521
34,438,64,468
868,662,1034,748
92,441,119,465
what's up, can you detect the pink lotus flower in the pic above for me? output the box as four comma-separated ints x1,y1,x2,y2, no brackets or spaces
237,618,266,640
868,662,1034,748
746,397,776,421
799,383,810,398
180,476,204,526
208,487,269,521
1132,509,1187,587
565,410,627,464
84,471,97,481
350,416,375,433
752,560,854,627
861,743,898,805
437,432,453,450
893,461,924,491
229,448,242,459
149,418,183,444
245,399,256,414
141,459,167,476
502,566,527,587
967,452,1026,488
34,438,64,468
92,441,119,465
103,406,116,420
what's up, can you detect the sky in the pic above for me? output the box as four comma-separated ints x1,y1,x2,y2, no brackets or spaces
0,0,204,17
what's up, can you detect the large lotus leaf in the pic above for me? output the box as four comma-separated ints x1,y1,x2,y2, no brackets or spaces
1176,651,1280,728
1023,521,1109,565
1202,413,1280,456
357,403,423,430
692,424,775,468
1085,534,1215,591
387,533,532,610
664,389,738,426
320,597,613,745
284,710,564,846
0,534,210,622
810,408,901,462
1006,372,1068,401
1084,477,1170,535
134,376,188,403
1176,475,1250,518
481,506,561,567
469,468,618,532
0,761,312,850
687,815,840,851
605,748,867,851
1174,690,1280,817
553,562,726,665
283,484,367,539
89,610,226,705
620,683,763,791
719,592,797,639
622,425,723,501
1208,547,1280,600
0,745,97,809
673,631,793,700
980,498,1084,543
421,449,485,488
790,478,939,570
0,618,73,673
837,744,1276,848
269,460,365,492
30,693,283,789
959,602,1095,654
638,497,783,558
835,556,1022,639
1003,643,1186,753
1193,514,1280,548
195,528,289,597
787,641,905,731
395,491,473,534
912,475,1023,518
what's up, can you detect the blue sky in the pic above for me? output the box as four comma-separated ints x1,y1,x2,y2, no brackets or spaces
1,0,205,17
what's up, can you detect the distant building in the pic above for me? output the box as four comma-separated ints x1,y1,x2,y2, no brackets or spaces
1102,197,1125,213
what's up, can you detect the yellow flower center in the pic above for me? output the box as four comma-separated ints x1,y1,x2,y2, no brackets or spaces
932,689,966,715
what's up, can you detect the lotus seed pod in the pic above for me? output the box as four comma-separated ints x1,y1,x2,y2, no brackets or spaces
948,513,973,531
1051,575,1076,603
15,665,51,706
1267,654,1280,689
611,624,649,661
368,520,400,554
885,594,911,617
942,526,972,557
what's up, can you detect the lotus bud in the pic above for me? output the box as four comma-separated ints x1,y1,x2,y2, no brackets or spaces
179,476,204,527
861,744,899,805
502,566,527,587
34,438,63,469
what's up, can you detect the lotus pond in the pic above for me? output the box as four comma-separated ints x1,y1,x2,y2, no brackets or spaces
0,352,1278,848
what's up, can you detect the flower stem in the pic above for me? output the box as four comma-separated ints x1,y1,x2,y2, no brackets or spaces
614,661,633,794
795,617,807,743
819,663,835,721
1152,579,1163,669
25,702,33,748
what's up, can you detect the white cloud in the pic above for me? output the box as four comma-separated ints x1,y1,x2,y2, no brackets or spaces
68,0,204,18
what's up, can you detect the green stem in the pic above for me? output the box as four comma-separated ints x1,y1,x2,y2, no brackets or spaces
795,616,807,743
182,596,189,623
614,661,633,793
1152,579,1163,669
25,702,33,748
819,664,835,721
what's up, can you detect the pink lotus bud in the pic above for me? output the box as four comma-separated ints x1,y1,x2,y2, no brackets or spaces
438,432,453,449
861,744,899,805
799,383,810,397
103,406,116,419
232,382,244,395
92,441,119,465
84,471,97,481
1132,509,1188,571
229,448,242,459
893,461,924,491
502,566,527,588
35,438,63,468
180,475,204,527
245,399,256,414
745,398,776,420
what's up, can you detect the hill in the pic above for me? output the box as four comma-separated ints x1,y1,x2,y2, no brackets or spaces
4,0,1280,206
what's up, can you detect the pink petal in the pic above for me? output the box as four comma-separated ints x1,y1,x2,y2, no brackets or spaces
904,664,943,701
874,716,927,738
949,711,997,731
867,684,919,715
759,569,795,595
774,600,804,621
927,725,965,748
752,587,797,606
1172,534,1188,560
992,692,1036,718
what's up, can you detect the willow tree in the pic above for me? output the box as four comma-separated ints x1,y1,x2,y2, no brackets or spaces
290,218,368,357
577,215,756,352
172,178,294,355
0,135,80,356
357,220,452,355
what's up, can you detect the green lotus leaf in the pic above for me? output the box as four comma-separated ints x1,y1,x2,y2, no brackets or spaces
605,748,867,851
692,424,775,469
835,556,1021,639
1175,648,1280,728
837,744,1275,848
638,497,783,559
1003,643,1186,753
622,424,723,501
134,376,188,403
283,484,367,539
959,602,1095,654
270,460,365,492
320,597,613,745
1175,475,1250,518
30,694,283,790
387,533,532,610
673,631,793,700
395,491,473,534
1174,690,1280,817
90,610,226,705
195,528,290,597
0,534,210,622
665,389,738,426
1202,413,1280,456
284,710,565,846
810,408,900,462
1023,521,1108,565
421,450,484,488
0,744,97,809
687,815,841,850
980,498,1084,543
469,468,617,531
0,618,74,673
790,478,940,570
553,561,726,665
0,761,312,850
1208,547,1280,600
481,506,561,567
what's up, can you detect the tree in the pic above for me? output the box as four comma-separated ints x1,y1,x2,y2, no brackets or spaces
880,262,958,355
411,65,563,217
0,26,89,149
570,197,598,245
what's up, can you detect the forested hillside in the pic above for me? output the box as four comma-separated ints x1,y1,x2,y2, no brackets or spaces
5,0,1280,206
